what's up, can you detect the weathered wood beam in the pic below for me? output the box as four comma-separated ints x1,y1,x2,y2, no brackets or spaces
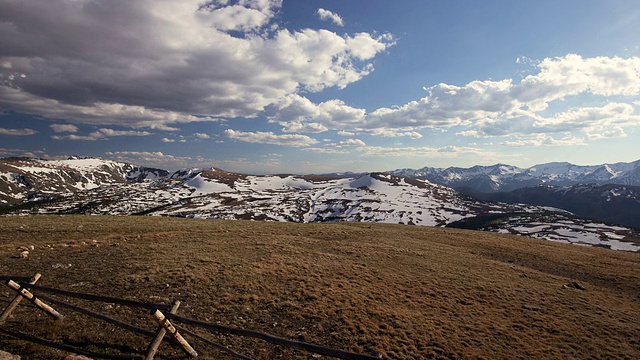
152,309,198,358
0,273,41,324
5,280,63,320
145,300,187,360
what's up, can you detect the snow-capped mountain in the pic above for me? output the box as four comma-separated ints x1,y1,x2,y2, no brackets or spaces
0,157,167,204
388,160,640,229
1,157,639,251
389,160,640,192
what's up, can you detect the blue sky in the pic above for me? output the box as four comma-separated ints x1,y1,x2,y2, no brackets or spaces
1,0,639,173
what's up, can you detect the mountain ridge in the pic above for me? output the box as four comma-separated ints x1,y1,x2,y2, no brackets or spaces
1,156,639,251
388,159,640,192
387,159,640,228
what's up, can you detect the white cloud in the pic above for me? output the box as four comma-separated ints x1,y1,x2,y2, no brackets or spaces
280,122,328,133
0,86,209,130
337,138,366,147
364,79,515,130
337,130,355,136
269,93,365,131
224,129,319,147
0,147,24,156
316,138,366,151
0,0,391,129
98,128,152,137
52,128,152,141
369,129,423,139
500,134,586,147
105,151,197,169
105,149,286,173
469,102,639,140
302,147,350,155
280,54,640,146
50,124,78,133
194,133,211,139
317,8,344,26
161,137,175,143
0,127,37,136
356,145,507,161
514,54,640,109
202,0,282,32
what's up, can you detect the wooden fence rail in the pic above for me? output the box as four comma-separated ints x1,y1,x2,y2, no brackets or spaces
165,313,383,360
36,293,160,339
1,274,384,360
18,283,169,311
177,326,255,360
0,326,143,360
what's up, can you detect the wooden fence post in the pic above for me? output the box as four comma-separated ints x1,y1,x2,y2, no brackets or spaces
145,300,196,359
152,309,197,358
4,279,63,321
0,273,41,324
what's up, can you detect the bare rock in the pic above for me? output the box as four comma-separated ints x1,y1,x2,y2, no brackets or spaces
0,350,20,360
64,355,93,360
563,282,586,290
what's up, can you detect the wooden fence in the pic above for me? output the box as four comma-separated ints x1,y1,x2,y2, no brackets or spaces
0,273,383,360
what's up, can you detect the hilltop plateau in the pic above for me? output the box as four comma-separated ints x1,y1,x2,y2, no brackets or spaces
0,216,639,359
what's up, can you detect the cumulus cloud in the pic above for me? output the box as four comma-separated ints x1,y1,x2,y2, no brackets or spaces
269,93,366,132
1,0,636,151
50,124,79,133
317,8,344,26
200,0,282,32
280,122,328,133
368,129,423,139
514,54,640,110
105,149,285,172
105,151,197,169
0,86,209,130
356,145,506,161
52,128,152,141
302,147,350,155
224,129,319,146
0,127,37,136
0,0,392,129
269,54,640,145
500,134,586,147
337,138,366,147
194,133,211,139
311,138,365,152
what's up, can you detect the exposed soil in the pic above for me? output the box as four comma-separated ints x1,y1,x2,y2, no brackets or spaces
0,215,638,359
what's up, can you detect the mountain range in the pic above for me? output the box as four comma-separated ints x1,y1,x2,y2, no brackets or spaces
388,160,640,192
387,160,640,228
0,156,638,251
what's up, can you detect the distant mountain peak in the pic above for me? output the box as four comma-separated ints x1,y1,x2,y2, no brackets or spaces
389,159,640,193
1,156,639,251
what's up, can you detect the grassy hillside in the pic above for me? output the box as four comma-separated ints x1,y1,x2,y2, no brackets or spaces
0,215,638,359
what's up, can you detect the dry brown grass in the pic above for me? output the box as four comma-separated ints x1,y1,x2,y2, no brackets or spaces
0,215,638,359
